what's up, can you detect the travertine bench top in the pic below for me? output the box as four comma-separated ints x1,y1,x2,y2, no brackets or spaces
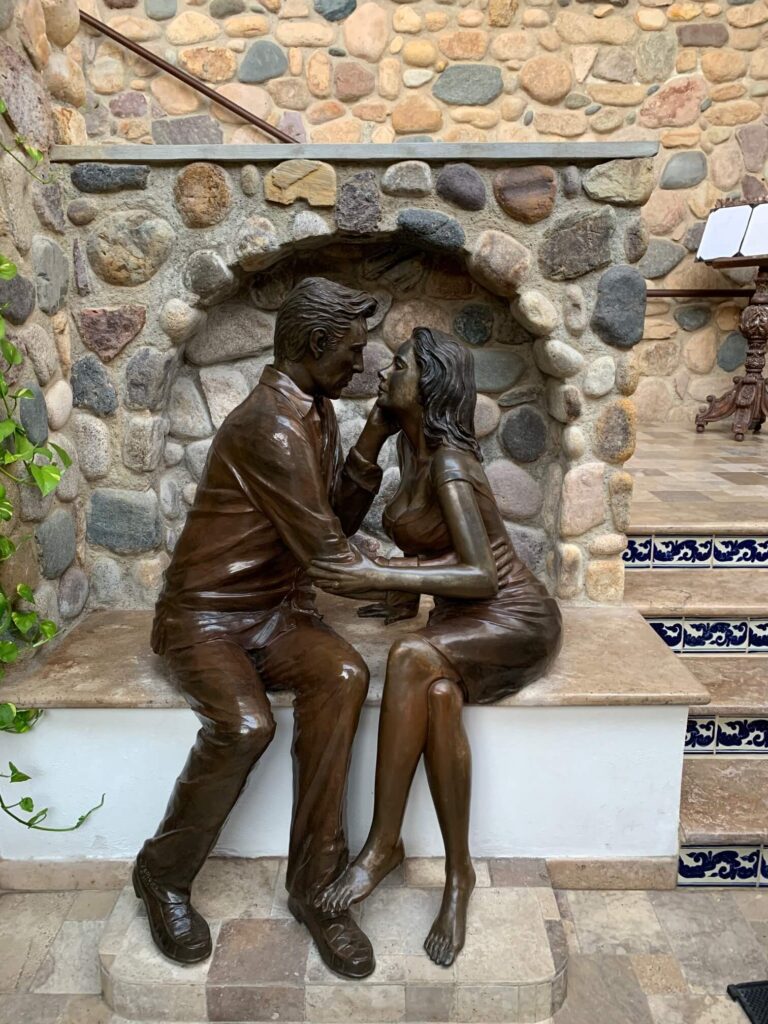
5,596,707,711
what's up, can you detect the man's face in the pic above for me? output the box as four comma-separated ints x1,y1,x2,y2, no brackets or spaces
311,318,368,399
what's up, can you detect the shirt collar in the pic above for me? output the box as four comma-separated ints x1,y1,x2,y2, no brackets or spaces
260,365,316,419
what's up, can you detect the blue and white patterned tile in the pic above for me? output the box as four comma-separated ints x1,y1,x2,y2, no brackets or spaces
748,620,768,653
678,846,761,887
682,619,749,654
653,536,713,569
713,536,768,568
648,618,684,652
685,718,717,754
624,536,652,569
717,718,768,753
759,850,768,887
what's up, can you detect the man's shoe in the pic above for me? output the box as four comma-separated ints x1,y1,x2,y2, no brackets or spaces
288,895,375,979
132,855,212,965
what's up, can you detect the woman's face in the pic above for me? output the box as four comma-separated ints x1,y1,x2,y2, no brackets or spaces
377,336,421,414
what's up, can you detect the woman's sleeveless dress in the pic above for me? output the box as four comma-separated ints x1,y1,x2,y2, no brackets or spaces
382,444,563,704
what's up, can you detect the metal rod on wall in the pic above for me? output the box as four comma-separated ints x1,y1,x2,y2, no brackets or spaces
78,10,297,145
647,289,752,298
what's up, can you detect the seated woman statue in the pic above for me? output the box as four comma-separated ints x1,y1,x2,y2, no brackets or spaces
308,327,563,968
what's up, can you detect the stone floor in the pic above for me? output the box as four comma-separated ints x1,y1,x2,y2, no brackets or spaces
3,863,768,1024
628,424,768,533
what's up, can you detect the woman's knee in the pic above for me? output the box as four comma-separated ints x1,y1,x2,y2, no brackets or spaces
388,636,445,679
427,678,464,715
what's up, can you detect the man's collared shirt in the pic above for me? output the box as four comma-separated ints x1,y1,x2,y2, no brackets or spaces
152,365,382,652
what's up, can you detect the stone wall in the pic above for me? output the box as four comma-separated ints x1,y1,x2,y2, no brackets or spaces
61,0,768,423
0,1,89,630
59,152,648,609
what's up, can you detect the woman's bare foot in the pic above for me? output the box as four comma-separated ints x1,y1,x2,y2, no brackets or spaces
319,840,405,913
424,864,476,967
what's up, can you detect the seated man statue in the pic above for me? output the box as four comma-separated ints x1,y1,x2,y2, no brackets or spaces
133,276,395,980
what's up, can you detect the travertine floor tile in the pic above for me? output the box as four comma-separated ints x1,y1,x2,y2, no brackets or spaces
192,855,280,920
551,954,654,1024
630,954,688,995
404,858,490,888
31,920,105,994
732,890,768,921
67,892,119,922
0,892,75,992
566,891,670,956
646,993,747,1024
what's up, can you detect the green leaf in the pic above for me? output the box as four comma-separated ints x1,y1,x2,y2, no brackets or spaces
9,762,31,783
28,463,61,497
26,808,48,827
0,703,16,729
14,388,33,400
0,99,7,113
0,536,15,561
38,620,57,641
0,339,21,368
0,483,6,499
11,610,37,636
48,442,73,469
0,641,18,663
0,421,14,443
19,796,33,813
22,144,43,166
16,584,34,603
0,256,16,281
0,499,13,521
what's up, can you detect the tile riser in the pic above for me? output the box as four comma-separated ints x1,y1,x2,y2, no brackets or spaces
679,846,768,888
625,535,768,569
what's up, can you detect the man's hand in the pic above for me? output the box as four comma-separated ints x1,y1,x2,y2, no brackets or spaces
354,403,399,463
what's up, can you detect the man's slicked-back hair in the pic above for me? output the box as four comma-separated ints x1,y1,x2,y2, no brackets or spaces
273,277,378,362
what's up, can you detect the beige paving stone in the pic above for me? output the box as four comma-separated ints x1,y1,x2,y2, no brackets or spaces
554,954,654,1024
98,890,140,970
31,920,105,995
566,891,670,956
67,891,119,923
404,858,491,888
192,856,280,919
457,889,555,985
306,983,406,1022
0,892,74,992
732,890,768,921
647,993,747,1024
631,954,689,995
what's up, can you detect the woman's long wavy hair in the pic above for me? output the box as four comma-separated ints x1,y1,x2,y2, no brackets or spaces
411,327,482,461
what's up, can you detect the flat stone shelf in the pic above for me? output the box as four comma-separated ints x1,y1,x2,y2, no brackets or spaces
688,656,768,716
5,598,707,711
51,141,659,166
99,857,567,1024
680,758,768,845
625,569,768,618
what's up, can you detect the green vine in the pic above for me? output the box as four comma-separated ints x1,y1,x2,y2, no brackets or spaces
0,98,104,831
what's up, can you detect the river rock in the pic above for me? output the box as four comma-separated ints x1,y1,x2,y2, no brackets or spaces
87,489,161,554
174,163,233,228
71,164,150,193
454,304,494,346
435,163,487,211
539,208,615,280
591,265,646,349
660,151,708,189
595,398,636,463
718,331,748,371
125,347,178,411
472,348,526,392
469,230,531,297
493,166,557,224
71,356,118,417
58,566,89,619
397,209,465,252
512,289,560,337
73,413,111,480
32,237,69,316
381,161,433,198
19,382,49,445
186,300,273,365
75,306,146,362
87,210,175,285
36,509,76,579
183,250,235,305
486,460,543,520
560,462,605,537
583,356,616,397
582,158,654,206
336,171,381,233
434,64,503,105
500,405,548,462
533,338,584,379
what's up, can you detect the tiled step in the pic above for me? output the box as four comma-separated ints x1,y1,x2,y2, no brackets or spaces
625,569,768,618
684,657,768,755
625,534,768,570
678,758,768,888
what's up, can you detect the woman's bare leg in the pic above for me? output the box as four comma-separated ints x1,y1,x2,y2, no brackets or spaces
422,678,475,967
319,636,455,912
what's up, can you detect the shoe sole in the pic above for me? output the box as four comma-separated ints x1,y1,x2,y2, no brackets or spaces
132,866,212,967
287,896,376,980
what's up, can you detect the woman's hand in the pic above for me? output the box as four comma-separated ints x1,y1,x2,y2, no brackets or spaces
308,549,387,596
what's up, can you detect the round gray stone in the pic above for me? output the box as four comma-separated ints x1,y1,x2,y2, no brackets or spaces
637,239,686,280
32,236,69,315
239,41,289,83
146,0,176,16
433,65,503,106
210,0,244,13
0,273,36,325
73,413,112,481
396,208,465,253
533,338,585,379
89,557,123,609
718,331,748,372
486,460,543,521
58,566,89,619
32,184,66,234
624,219,649,264
185,300,272,366
87,489,162,554
183,250,235,304
36,509,76,579
583,355,616,398
500,405,548,463
71,356,118,416
454,304,494,346
560,166,581,198
122,415,167,473
125,347,178,412
381,161,433,198
68,199,99,229
435,164,487,211
185,438,213,481
472,349,526,393
315,0,356,20
19,382,49,445
591,265,647,349
168,377,213,440
660,151,708,190
674,306,711,332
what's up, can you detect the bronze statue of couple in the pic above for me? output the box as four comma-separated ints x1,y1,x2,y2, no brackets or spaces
134,277,562,978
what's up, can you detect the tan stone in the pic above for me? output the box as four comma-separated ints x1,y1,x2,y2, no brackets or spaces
393,7,421,32
20,0,50,69
501,96,526,120
276,22,335,46
676,48,697,72
392,93,442,133
40,0,80,48
704,2,721,14
727,2,768,26
535,110,587,137
379,57,401,100
711,82,746,101
523,9,550,26
280,0,310,16
595,5,615,18
668,1,701,18
636,8,667,29
151,77,201,115
489,0,518,26
490,30,535,60
352,100,388,122
459,10,485,27
307,99,345,124
51,106,87,145
539,27,562,50
639,75,707,127
706,99,762,125
590,533,628,557
371,125,394,143
289,48,303,75
556,543,583,599
450,106,500,128
179,47,236,83
443,126,486,142
715,302,740,330
224,14,268,37
750,49,768,78
310,119,363,143
382,300,452,348
591,108,625,133
555,10,636,44
165,11,219,44
390,36,403,55
642,190,687,235
701,48,747,81
174,163,233,228
732,27,762,49
116,117,150,141
334,61,375,101
307,51,332,97
344,2,389,62
45,51,87,107
264,159,336,206
438,29,489,60
211,83,272,123
632,377,674,423
660,127,701,147
267,77,311,109
683,327,718,373
520,54,572,103
469,229,531,296
403,39,437,66
585,559,624,603
589,83,647,106
560,462,606,538
425,11,449,31
89,54,124,95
